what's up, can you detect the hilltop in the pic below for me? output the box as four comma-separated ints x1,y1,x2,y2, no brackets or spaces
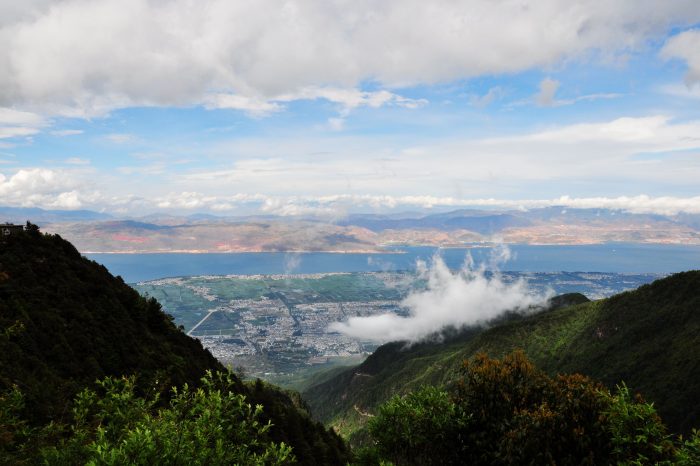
0,225,348,464
303,272,700,442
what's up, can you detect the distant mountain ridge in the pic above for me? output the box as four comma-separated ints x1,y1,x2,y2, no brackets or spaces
303,272,700,442
338,209,533,234
33,207,700,252
0,206,111,223
5,206,700,252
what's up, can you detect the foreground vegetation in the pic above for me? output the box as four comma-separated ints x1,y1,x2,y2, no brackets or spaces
2,371,296,464
357,352,700,466
304,272,700,441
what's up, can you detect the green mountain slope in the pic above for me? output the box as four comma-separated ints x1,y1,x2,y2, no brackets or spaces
0,226,348,464
303,273,700,441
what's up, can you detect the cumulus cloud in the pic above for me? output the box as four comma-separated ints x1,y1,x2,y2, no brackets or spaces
0,168,100,208
328,250,551,343
0,0,698,116
154,191,267,211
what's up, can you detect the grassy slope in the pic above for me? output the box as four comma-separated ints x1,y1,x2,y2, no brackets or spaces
303,274,700,441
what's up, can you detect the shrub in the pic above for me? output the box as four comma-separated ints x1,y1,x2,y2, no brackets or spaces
366,351,680,465
41,371,294,465
367,386,463,465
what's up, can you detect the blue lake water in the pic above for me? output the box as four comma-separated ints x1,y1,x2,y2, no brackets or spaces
86,243,700,283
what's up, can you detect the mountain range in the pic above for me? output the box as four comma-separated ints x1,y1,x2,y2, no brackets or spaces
4,206,699,253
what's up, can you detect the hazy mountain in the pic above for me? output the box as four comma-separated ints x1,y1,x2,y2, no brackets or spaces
18,207,699,253
0,206,111,224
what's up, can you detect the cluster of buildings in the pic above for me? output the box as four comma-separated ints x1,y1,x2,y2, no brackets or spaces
188,296,405,375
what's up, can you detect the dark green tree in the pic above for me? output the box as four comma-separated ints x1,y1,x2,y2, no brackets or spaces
365,351,684,465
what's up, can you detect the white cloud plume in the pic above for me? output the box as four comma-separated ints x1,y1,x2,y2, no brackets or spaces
1,1,698,116
328,251,551,343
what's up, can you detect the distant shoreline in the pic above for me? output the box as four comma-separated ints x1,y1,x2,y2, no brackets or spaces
81,240,700,254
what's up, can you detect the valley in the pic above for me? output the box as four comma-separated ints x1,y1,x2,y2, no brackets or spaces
133,271,661,381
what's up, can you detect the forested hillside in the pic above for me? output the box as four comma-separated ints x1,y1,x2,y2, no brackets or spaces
0,225,348,464
304,272,700,442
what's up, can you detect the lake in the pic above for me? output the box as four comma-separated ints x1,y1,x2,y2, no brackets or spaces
85,243,700,283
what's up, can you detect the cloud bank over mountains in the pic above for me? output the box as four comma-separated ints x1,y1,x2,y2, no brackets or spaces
4,167,700,216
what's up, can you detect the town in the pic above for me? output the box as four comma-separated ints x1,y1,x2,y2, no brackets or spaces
134,271,660,380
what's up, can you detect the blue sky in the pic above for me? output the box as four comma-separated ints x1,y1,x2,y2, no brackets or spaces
1,1,700,216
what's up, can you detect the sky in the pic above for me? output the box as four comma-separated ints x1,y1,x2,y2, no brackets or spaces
1,0,700,217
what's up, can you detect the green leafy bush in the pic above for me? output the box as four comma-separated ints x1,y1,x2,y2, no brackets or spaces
41,371,294,465
367,386,463,465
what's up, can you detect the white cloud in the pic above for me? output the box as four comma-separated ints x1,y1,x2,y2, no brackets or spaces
0,107,45,139
136,192,700,216
660,83,700,99
518,115,698,145
0,126,40,139
328,251,551,343
536,78,560,106
64,157,90,165
282,194,700,216
104,133,135,144
154,191,267,210
327,117,345,131
0,168,100,208
173,115,700,199
470,87,504,108
0,1,698,116
530,79,619,108
0,108,44,126
661,28,700,87
51,129,83,136
276,87,428,114
204,94,284,117
205,87,427,118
